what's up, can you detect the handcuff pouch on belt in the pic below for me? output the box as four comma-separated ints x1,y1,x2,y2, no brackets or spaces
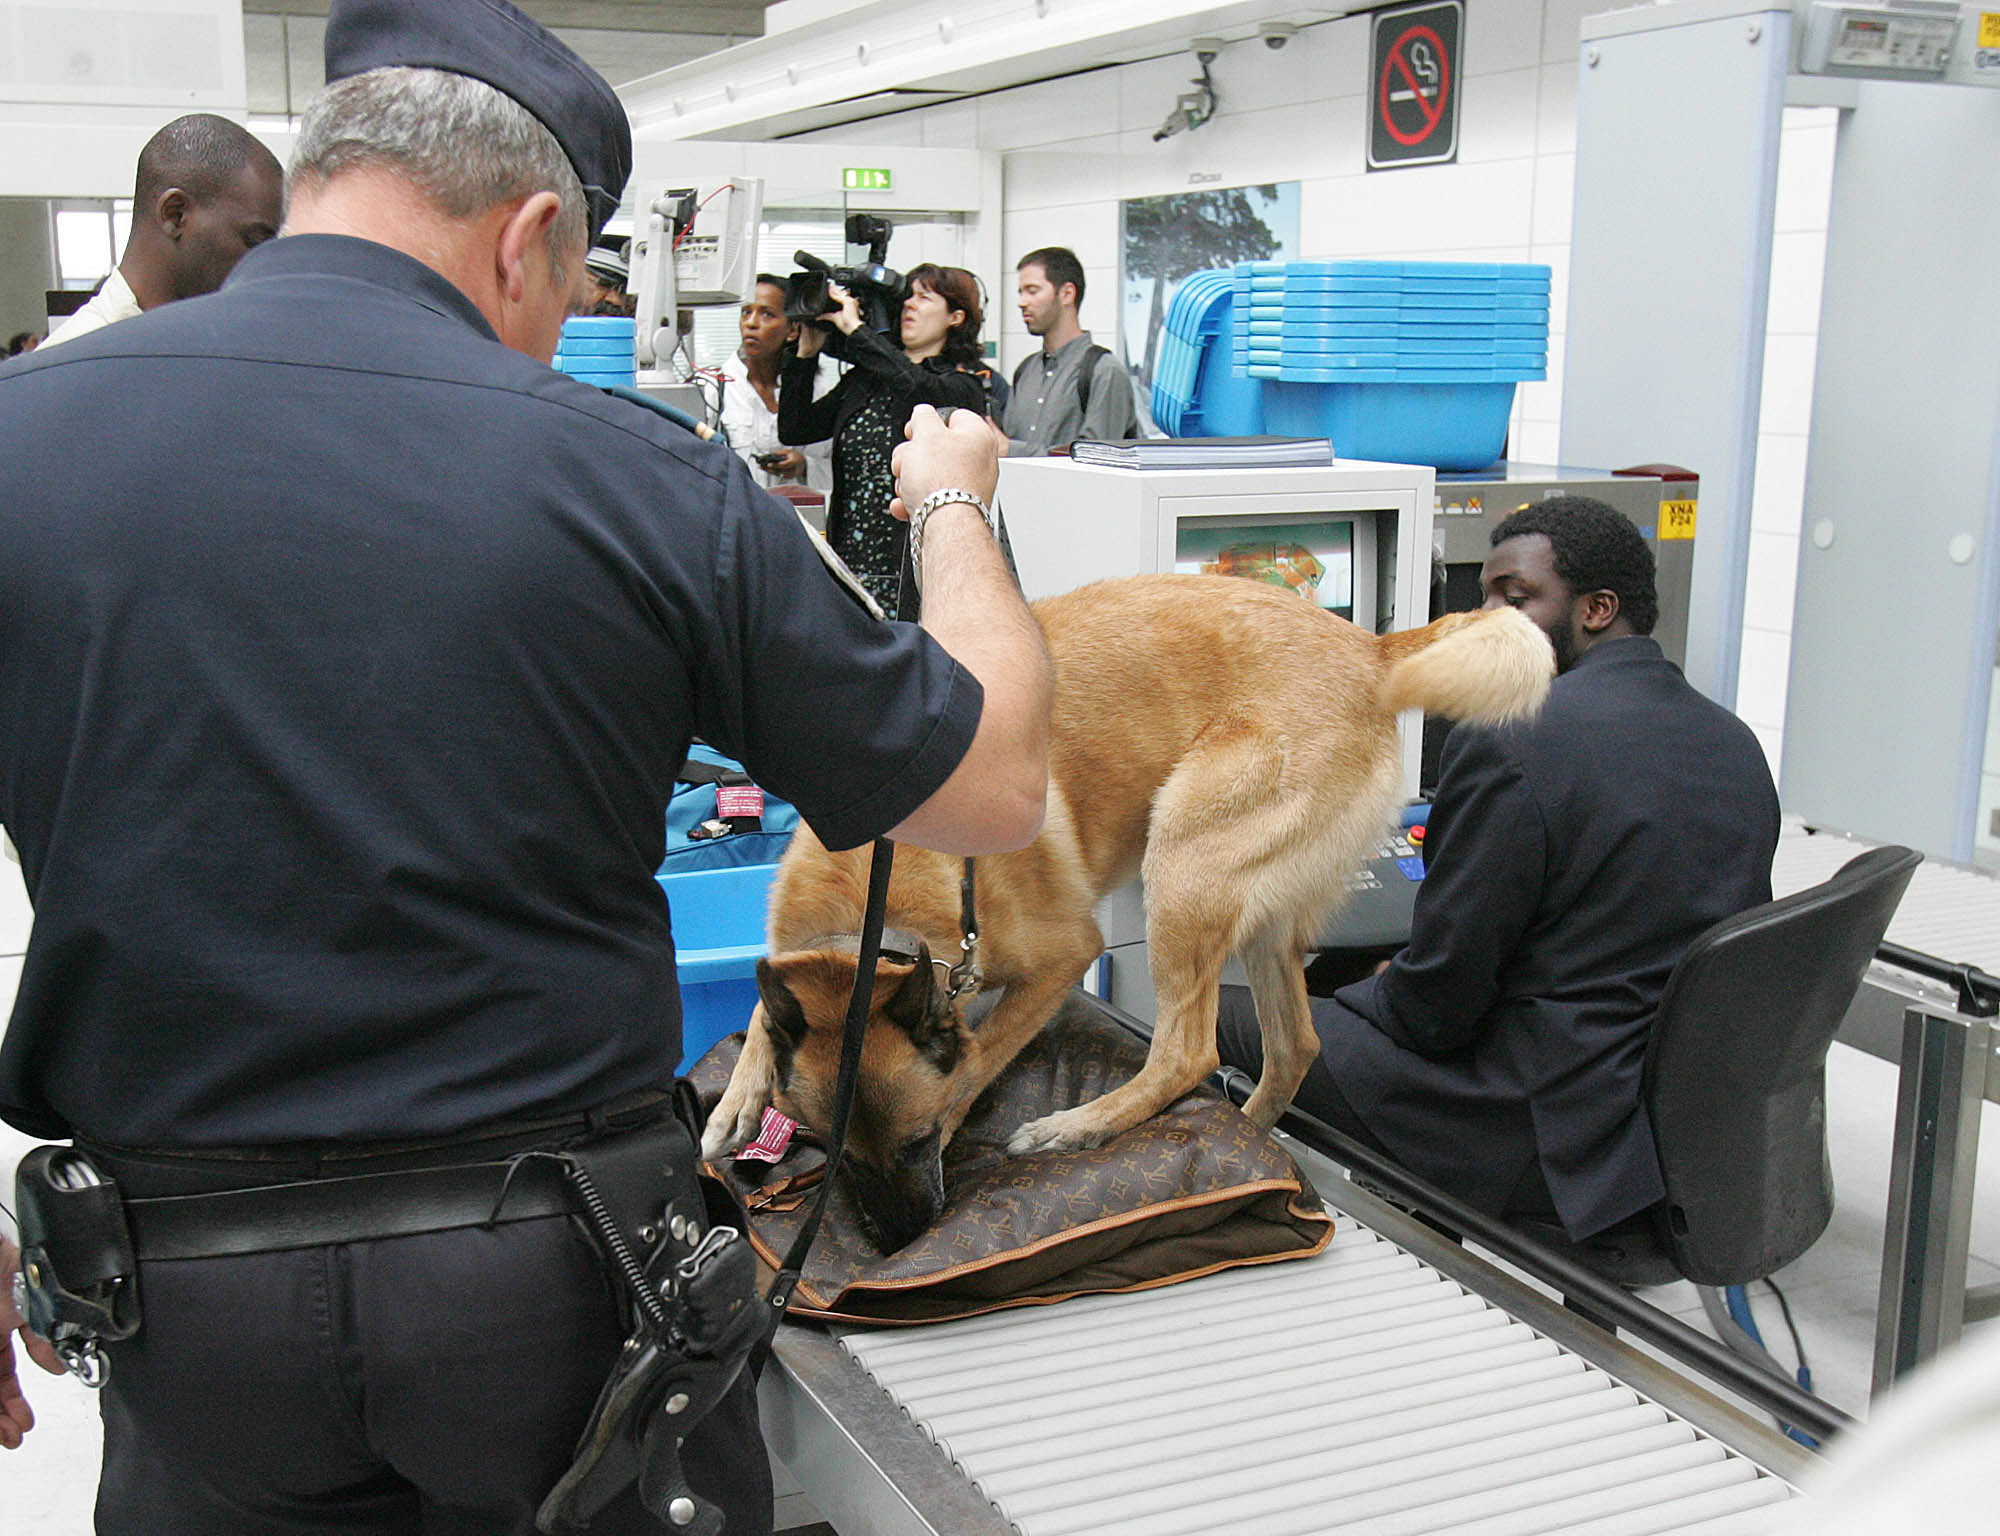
536,1082,763,1536
12,1145,142,1387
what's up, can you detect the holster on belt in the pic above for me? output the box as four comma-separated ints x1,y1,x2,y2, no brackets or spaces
536,1082,763,1536
13,1146,141,1384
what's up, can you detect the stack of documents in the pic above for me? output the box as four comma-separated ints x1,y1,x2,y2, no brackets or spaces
1070,436,1334,470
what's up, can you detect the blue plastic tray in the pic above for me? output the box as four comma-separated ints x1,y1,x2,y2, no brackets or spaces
1250,363,1544,384
658,861,778,1073
1243,319,1547,339
1242,292,1551,312
1242,272,1547,289
1241,336,1546,355
1238,259,1550,281
1240,352,1547,370
554,364,638,385
1261,379,1518,471
1150,271,1263,437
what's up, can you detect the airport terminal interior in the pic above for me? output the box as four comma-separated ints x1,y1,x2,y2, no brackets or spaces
4,0,2000,1531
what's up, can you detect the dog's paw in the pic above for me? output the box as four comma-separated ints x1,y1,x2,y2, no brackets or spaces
701,1088,767,1161
1006,1108,1111,1158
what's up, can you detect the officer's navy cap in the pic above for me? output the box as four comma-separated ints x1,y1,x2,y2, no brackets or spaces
324,0,631,242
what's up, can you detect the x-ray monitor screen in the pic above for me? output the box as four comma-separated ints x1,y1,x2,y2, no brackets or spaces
1173,516,1363,624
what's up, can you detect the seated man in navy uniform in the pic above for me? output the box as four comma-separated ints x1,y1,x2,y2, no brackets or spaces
0,0,1053,1530
1220,496,1780,1249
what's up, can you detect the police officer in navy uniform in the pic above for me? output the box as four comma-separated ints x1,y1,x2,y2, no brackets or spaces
0,0,1053,1529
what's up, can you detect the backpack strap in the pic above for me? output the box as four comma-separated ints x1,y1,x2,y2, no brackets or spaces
1074,343,1111,424
676,756,748,789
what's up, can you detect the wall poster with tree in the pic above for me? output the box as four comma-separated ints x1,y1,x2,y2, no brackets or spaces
1120,182,1301,413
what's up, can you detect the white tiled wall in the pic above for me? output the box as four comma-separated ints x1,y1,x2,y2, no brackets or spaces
1739,107,1841,778
795,0,1833,744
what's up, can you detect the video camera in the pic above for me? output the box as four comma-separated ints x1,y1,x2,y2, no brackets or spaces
784,213,908,337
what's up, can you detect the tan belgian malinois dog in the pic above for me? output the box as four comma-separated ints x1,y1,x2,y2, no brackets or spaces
703,573,1553,1251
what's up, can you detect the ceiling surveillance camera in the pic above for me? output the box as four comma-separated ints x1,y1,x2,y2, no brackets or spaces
1260,22,1297,50
1154,91,1209,141
1156,37,1222,141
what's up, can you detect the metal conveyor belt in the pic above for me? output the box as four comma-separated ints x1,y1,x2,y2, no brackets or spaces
1772,822,2000,977
833,1209,1802,1536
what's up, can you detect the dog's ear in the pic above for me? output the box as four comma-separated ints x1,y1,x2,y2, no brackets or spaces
880,943,937,1032
755,958,810,1050
877,944,963,1074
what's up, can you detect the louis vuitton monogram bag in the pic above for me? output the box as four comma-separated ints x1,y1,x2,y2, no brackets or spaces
689,993,1335,1326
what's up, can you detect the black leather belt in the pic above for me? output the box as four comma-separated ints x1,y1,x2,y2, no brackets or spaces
125,1155,575,1262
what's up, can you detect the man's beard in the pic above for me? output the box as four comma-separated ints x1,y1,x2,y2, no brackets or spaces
1548,614,1581,674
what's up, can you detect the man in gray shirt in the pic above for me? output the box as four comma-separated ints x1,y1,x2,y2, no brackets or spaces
1002,246,1138,454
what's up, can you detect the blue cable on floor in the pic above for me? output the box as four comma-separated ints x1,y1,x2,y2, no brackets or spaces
1726,1283,1819,1448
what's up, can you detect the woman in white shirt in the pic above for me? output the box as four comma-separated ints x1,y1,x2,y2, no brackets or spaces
720,275,834,496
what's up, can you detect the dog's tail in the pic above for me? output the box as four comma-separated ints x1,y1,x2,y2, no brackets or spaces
1375,607,1555,725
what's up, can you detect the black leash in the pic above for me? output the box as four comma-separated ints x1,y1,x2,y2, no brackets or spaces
750,835,893,1366
746,482,925,1373
745,413,1002,1366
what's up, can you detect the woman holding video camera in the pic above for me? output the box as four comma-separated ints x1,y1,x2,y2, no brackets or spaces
780,263,989,610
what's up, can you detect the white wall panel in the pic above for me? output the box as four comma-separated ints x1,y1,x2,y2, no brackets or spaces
1529,150,1574,246
1514,420,1560,464
1764,230,1827,335
1467,0,1549,77
1736,625,1793,732
1542,0,1605,64
999,203,1118,273
1756,333,1819,439
1772,109,1839,233
1300,15,1370,97
1535,59,1579,155
0,0,243,110
1458,67,1543,165
1006,152,1124,212
979,70,1120,151
1562,3,1791,706
920,99,981,149
1751,433,1809,538
1743,529,1802,636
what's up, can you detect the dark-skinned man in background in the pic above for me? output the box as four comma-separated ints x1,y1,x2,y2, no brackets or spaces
1220,496,1780,1255
40,113,283,349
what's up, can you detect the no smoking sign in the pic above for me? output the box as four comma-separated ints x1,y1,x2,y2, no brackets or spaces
1369,0,1462,170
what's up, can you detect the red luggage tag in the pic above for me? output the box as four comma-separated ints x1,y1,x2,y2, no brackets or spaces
734,1106,796,1163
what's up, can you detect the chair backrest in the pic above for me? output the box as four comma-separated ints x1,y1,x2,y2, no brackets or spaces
1644,843,1921,1286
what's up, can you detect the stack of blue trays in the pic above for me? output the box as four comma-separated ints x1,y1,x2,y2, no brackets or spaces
1150,270,1263,437
1230,261,1550,469
553,315,636,389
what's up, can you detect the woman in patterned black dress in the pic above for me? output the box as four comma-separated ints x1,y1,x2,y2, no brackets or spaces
779,264,990,612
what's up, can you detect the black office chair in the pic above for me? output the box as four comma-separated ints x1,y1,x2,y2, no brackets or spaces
1519,844,1921,1319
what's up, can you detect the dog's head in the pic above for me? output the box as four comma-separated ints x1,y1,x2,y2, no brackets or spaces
753,940,973,1254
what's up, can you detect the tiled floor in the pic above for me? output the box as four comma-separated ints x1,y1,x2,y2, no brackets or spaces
2,831,1995,1526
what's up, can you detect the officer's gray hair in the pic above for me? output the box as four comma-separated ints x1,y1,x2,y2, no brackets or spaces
292,67,587,285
